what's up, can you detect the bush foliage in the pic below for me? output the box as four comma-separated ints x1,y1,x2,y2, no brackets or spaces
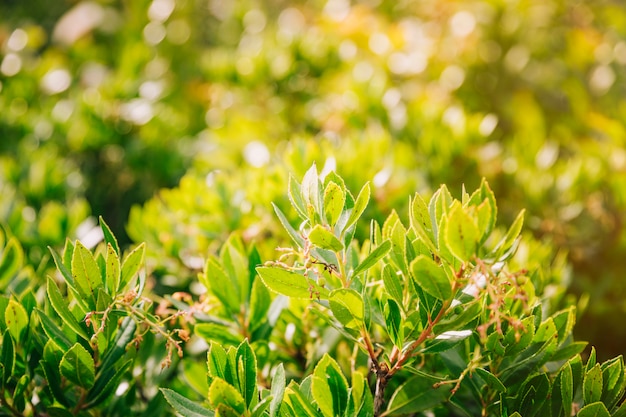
1,0,626,415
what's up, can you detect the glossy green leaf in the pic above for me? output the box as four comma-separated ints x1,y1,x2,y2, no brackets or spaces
0,238,23,286
600,356,625,409
99,216,120,256
257,267,329,300
343,182,370,234
249,277,271,333
384,373,450,415
60,343,95,389
410,255,452,300
352,240,391,278
161,388,215,417
308,225,343,252
99,316,136,372
272,203,306,248
208,342,229,382
324,181,345,227
120,242,145,290
5,299,28,342
312,354,349,417
46,277,89,341
384,298,403,348
329,288,365,329
86,359,132,408
288,173,308,220
196,323,242,346
1,331,15,386
270,364,285,417
494,209,525,257
49,246,74,286
584,364,604,405
410,193,435,245
38,310,73,351
560,362,574,417
236,340,257,409
474,368,506,393
105,243,121,294
443,203,478,262
382,264,404,307
208,377,246,414
577,402,611,417
71,241,102,307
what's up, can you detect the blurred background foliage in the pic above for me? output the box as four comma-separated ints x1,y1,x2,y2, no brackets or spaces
1,0,626,359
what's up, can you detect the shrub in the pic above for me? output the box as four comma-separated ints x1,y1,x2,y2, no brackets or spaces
2,165,624,416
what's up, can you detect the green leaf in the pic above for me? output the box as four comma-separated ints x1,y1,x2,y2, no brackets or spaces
352,240,391,278
249,277,271,333
272,203,306,248
196,323,242,346
71,241,103,307
60,343,95,389
49,246,74,286
324,181,345,227
236,340,257,409
384,298,403,348
584,364,603,405
308,225,344,252
0,237,23,286
46,277,89,341
5,299,28,342
1,331,15,387
384,373,450,415
208,342,229,382
105,244,121,295
257,267,329,300
600,356,625,409
120,243,145,290
443,203,478,262
560,362,574,417
474,368,506,393
99,216,120,256
208,378,246,414
343,182,370,234
494,209,525,258
382,264,404,308
270,364,285,417
311,354,349,417
38,310,73,350
577,402,611,417
86,359,132,408
329,289,365,330
161,388,215,417
99,316,136,371
410,193,435,246
288,174,308,220
410,255,452,300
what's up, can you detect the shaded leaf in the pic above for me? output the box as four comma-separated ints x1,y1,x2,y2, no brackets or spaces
60,343,95,389
161,388,214,417
384,373,450,415
46,277,89,341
